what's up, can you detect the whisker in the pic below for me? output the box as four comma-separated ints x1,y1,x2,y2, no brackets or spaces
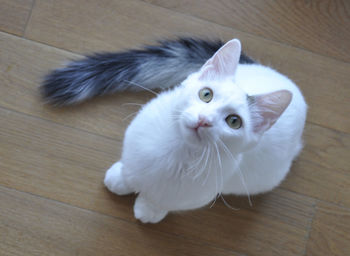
121,102,143,121
193,147,210,180
236,164,253,207
121,102,144,107
201,146,213,185
124,80,159,96
213,141,223,191
184,147,207,178
210,140,223,209
218,139,252,207
209,193,219,208
191,146,210,181
220,194,240,210
212,142,219,207
122,111,139,121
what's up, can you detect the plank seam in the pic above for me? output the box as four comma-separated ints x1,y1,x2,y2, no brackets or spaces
0,183,246,256
139,0,350,65
23,0,36,37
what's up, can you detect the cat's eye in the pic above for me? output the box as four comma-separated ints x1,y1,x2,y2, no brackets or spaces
199,87,213,103
225,114,242,129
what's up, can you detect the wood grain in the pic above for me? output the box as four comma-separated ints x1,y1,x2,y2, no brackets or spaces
282,123,350,207
305,202,350,256
0,0,33,36
144,0,350,62
0,186,236,256
24,0,217,53
155,189,315,256
0,106,127,218
24,0,350,133
0,106,315,256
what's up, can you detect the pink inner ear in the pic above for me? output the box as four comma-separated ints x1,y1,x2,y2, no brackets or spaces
198,63,216,81
251,90,292,133
199,39,241,81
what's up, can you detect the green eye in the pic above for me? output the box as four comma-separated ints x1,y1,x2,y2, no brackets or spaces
199,87,213,103
225,114,242,129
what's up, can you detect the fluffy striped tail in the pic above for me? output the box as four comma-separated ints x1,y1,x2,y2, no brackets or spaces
41,38,254,105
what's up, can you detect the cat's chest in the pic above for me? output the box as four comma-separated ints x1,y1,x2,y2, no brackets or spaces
175,147,240,181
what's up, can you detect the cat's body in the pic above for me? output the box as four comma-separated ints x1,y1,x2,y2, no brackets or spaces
104,41,307,223
42,38,307,223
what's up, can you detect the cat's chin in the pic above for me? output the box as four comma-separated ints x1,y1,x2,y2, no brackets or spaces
180,125,211,147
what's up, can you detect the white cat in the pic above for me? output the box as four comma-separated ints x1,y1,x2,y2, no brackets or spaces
104,39,307,223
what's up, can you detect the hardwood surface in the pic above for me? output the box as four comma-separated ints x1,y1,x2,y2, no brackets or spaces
0,0,33,36
144,0,350,62
0,1,349,255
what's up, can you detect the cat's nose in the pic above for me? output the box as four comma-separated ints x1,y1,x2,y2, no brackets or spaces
196,115,212,128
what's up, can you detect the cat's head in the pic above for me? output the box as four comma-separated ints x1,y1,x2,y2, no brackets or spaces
176,39,292,151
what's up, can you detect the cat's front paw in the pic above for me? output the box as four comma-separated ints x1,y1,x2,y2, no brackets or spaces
134,196,168,223
104,161,133,195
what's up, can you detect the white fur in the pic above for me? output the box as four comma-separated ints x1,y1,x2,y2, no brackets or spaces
104,39,307,223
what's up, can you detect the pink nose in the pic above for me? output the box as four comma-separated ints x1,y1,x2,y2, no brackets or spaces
196,115,212,129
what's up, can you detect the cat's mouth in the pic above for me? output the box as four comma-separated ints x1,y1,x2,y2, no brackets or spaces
185,125,212,143
179,114,213,144
189,126,202,141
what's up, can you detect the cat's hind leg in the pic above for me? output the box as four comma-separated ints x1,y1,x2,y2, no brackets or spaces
104,161,133,195
134,195,168,223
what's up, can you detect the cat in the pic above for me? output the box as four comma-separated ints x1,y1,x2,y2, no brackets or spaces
41,38,307,223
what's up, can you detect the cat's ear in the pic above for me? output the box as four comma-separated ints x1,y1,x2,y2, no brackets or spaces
199,39,241,80
249,90,292,133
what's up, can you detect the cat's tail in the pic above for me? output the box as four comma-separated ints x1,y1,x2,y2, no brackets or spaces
41,37,254,105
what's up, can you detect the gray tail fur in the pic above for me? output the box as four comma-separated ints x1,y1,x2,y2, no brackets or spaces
41,37,254,105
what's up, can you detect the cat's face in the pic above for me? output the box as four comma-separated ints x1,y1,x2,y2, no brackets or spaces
174,39,292,151
176,74,255,152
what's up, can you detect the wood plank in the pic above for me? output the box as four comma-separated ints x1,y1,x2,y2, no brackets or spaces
282,123,350,207
155,189,315,256
144,0,350,62
283,158,350,208
0,107,130,218
0,107,315,256
0,0,33,36
302,124,350,173
305,202,350,256
0,186,236,256
24,0,216,53
24,1,350,133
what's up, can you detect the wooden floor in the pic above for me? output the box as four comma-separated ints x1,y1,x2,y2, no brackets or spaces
1,1,349,255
